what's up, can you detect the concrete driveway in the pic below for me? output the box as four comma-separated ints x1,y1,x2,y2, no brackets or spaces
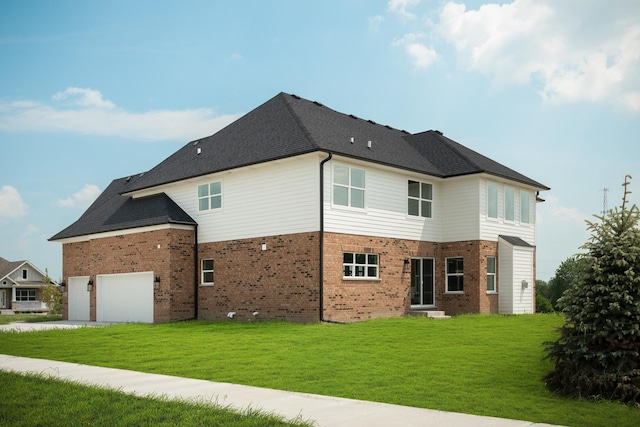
0,320,113,332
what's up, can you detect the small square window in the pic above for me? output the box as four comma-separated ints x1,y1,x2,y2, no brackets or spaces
201,259,214,284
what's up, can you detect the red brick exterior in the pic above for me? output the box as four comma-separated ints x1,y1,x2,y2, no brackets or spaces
61,227,196,322
60,228,527,323
197,232,320,322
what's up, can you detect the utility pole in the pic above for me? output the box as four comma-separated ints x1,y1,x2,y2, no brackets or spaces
599,187,609,217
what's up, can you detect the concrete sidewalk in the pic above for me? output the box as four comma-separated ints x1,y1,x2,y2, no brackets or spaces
0,354,559,427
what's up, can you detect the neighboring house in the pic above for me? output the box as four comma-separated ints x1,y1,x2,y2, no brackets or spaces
0,257,56,313
50,92,549,323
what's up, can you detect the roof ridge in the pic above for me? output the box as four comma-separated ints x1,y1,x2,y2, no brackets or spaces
281,93,321,150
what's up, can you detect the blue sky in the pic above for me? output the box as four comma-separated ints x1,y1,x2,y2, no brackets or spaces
1,0,639,282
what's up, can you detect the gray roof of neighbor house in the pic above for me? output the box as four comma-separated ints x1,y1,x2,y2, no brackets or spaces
50,92,549,241
123,92,549,194
49,173,196,241
0,257,24,280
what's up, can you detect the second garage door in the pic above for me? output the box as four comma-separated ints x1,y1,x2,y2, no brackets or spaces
96,272,154,323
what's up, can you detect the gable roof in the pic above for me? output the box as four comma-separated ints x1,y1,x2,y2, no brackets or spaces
0,257,24,281
49,173,197,241
124,92,549,195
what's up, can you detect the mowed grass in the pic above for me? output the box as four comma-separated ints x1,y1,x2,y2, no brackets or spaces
0,370,311,427
1,314,638,427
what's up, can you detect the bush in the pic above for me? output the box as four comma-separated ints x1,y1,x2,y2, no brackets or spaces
544,176,640,404
536,294,554,313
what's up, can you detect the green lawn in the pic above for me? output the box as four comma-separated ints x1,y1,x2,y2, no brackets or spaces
1,314,638,427
0,370,311,427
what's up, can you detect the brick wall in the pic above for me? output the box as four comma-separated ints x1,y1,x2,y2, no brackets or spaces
197,232,320,322
323,233,500,321
61,227,195,322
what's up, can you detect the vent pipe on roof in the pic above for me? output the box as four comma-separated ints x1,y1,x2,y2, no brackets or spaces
197,148,202,155
350,137,354,144
367,141,372,149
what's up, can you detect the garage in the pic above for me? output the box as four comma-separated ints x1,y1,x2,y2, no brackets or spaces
68,276,90,321
96,271,154,323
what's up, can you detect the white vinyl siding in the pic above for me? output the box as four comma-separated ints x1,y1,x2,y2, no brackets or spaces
498,237,534,314
440,178,480,242
164,154,320,243
324,158,442,242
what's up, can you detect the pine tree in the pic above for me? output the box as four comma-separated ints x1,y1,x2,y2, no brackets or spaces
544,175,640,404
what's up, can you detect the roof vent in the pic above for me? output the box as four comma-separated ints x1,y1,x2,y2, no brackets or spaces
350,137,354,144
367,120,377,125
367,140,372,149
349,114,358,120
193,140,200,146
434,130,443,135
125,176,131,182
291,94,300,99
313,101,323,107
197,147,202,155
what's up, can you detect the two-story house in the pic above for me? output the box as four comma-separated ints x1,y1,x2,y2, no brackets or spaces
50,92,549,323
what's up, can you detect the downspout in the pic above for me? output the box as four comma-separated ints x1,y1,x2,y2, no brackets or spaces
193,224,199,320
319,152,344,324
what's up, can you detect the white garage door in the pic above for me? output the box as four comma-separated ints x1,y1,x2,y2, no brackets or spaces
96,272,154,323
68,276,90,321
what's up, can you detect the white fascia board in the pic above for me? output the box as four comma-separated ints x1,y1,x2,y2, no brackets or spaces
53,223,195,244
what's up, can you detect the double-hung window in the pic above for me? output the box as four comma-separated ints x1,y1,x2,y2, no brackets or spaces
408,180,432,218
198,182,222,211
446,257,464,292
333,165,365,208
343,252,379,279
487,257,497,292
487,182,498,219
520,191,530,224
201,259,214,285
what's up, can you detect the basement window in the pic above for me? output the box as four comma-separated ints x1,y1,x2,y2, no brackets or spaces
343,252,379,279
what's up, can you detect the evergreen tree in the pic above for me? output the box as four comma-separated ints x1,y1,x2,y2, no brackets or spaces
544,175,640,404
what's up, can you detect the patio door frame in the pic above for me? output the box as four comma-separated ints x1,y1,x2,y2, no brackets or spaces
410,257,435,308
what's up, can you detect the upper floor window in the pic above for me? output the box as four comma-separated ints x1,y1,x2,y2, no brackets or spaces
22,269,27,280
504,186,515,221
201,259,214,284
408,180,432,218
521,191,530,224
487,182,498,218
343,252,379,279
198,182,222,211
446,257,464,292
333,165,365,209
487,257,497,292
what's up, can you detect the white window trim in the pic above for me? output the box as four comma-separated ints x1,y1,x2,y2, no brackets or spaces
332,164,366,210
407,180,433,219
197,181,223,213
201,259,214,286
342,252,380,280
486,256,497,294
445,257,464,294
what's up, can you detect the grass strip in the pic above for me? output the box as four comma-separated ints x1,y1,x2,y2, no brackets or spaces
0,370,311,427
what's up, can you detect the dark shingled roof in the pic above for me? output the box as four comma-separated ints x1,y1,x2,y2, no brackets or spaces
124,92,549,194
499,235,534,247
51,92,549,240
50,174,196,241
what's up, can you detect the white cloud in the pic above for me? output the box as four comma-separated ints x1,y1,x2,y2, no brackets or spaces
53,87,115,109
21,224,38,238
543,195,590,225
434,0,640,111
0,87,243,141
57,184,101,208
0,185,28,219
392,33,438,68
388,0,421,19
